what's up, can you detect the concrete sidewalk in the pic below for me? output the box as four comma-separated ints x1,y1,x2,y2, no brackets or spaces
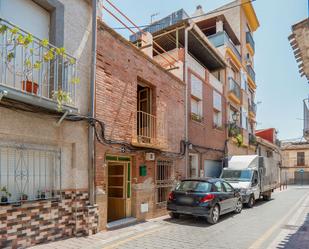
30,216,170,249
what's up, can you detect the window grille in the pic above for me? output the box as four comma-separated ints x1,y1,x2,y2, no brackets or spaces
156,160,174,206
0,142,61,203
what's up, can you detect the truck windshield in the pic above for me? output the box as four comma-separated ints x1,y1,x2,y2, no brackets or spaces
221,170,253,181
175,181,212,192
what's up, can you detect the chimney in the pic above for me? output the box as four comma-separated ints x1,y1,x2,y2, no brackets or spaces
192,5,205,18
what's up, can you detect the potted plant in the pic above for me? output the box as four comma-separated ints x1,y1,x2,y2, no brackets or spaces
20,193,28,201
0,187,11,204
37,190,46,200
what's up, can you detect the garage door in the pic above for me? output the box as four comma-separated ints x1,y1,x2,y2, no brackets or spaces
204,160,222,178
294,171,309,185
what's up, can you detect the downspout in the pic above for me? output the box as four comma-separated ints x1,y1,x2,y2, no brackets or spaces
184,22,194,178
89,0,97,205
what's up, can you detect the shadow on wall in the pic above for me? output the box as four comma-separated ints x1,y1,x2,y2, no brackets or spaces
276,213,309,249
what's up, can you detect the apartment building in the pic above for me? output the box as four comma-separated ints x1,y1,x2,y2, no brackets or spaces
281,140,309,185
129,9,227,178
95,21,185,230
0,0,98,247
193,0,259,156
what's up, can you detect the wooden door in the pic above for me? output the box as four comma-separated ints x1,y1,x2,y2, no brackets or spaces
108,163,126,222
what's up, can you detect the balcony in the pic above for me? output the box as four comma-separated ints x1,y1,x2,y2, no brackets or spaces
132,111,158,148
249,101,257,117
246,65,256,83
208,31,241,63
228,77,241,104
228,123,241,138
249,133,257,145
0,18,78,112
246,31,255,54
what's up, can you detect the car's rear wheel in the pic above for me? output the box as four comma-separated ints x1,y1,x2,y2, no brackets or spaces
207,205,220,224
246,195,255,208
169,212,180,219
234,198,243,214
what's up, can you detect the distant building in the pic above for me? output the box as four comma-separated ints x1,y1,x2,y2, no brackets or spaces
281,140,309,185
288,18,309,140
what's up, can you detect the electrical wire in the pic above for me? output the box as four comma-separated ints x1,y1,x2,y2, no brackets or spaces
105,0,257,30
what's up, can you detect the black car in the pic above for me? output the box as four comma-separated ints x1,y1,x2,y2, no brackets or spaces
167,178,242,224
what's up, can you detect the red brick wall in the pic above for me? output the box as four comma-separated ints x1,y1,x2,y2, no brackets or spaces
94,22,186,228
96,22,185,153
188,68,227,156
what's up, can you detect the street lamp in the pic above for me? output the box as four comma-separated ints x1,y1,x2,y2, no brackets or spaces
232,111,240,123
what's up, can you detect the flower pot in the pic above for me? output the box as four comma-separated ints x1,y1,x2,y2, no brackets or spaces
20,194,28,201
22,80,39,95
1,196,8,203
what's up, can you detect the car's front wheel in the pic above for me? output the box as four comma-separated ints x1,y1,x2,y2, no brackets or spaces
169,212,180,219
234,198,243,214
207,204,220,224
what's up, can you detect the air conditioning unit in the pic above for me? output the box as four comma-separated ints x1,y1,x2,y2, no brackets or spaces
145,152,155,161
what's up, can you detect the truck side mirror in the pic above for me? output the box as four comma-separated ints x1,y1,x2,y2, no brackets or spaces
254,178,258,185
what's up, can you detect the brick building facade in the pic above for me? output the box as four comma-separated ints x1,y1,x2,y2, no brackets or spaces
95,22,185,230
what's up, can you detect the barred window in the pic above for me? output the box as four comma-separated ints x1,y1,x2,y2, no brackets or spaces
156,160,174,206
0,142,61,204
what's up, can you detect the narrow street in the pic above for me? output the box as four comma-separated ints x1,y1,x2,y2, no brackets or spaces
31,186,309,249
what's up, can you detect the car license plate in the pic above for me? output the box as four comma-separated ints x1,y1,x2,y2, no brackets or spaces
179,196,192,205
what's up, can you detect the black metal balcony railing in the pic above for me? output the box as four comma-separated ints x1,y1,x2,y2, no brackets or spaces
228,77,241,100
0,18,77,109
208,31,241,62
249,133,257,145
249,101,257,114
246,32,255,53
247,65,256,83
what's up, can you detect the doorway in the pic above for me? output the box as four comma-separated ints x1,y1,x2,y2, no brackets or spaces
107,161,131,222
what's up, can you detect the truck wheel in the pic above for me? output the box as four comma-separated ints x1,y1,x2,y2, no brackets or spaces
207,205,220,224
246,195,255,208
263,194,271,201
169,212,180,219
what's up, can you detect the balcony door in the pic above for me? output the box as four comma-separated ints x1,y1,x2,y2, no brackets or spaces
137,84,154,143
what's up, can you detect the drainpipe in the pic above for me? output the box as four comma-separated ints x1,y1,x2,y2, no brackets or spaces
89,0,97,205
184,22,194,178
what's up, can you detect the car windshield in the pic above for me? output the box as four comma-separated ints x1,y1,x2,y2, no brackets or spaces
221,170,253,182
175,181,212,192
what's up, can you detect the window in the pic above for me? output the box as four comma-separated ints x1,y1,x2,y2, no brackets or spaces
191,74,203,119
252,171,258,186
189,154,199,178
175,181,211,192
213,91,222,128
0,142,61,203
156,160,174,205
222,182,233,192
214,181,223,192
267,150,273,158
241,108,248,130
240,69,248,91
297,152,305,166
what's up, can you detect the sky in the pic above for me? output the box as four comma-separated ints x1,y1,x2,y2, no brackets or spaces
102,0,309,140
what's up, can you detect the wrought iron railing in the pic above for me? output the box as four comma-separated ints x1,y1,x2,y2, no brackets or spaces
156,160,174,206
0,142,61,204
0,18,77,107
246,31,255,52
228,77,241,100
208,31,241,62
228,122,241,137
249,133,257,145
249,101,257,114
247,65,256,83
136,111,157,144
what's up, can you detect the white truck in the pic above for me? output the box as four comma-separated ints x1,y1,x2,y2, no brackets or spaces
220,155,279,208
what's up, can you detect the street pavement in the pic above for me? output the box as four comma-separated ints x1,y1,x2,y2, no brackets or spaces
31,186,309,249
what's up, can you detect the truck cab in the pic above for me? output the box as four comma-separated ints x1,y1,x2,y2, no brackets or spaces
220,155,276,208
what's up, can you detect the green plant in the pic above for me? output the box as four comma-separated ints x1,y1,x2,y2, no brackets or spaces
0,187,11,197
235,134,243,147
53,90,72,111
191,113,203,122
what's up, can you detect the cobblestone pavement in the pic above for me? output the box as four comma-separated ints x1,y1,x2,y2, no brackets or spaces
31,186,309,249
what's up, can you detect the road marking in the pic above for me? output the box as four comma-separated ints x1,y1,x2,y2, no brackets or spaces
248,191,309,249
102,225,169,249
